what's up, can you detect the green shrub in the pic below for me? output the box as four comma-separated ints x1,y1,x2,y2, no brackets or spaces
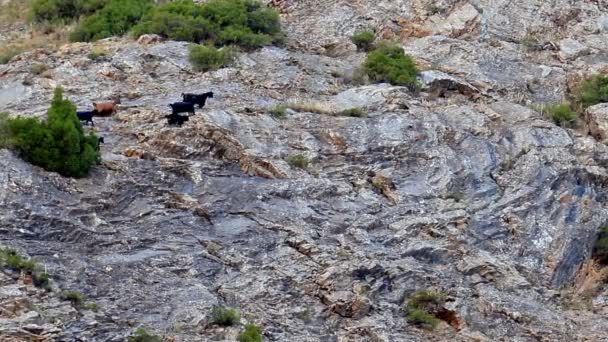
30,0,108,23
363,43,419,88
8,88,100,178
188,44,236,72
131,0,283,48
407,308,441,328
351,30,375,51
0,248,52,291
546,103,577,126
70,0,152,42
578,74,608,108
0,49,21,64
405,290,446,329
269,104,287,118
211,306,240,326
87,48,108,61
338,108,366,117
0,248,36,272
61,291,86,305
129,328,162,342
238,324,263,342
286,154,309,169
31,63,48,75
0,112,14,149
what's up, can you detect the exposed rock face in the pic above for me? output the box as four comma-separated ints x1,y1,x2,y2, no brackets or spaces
586,103,608,143
1,0,608,341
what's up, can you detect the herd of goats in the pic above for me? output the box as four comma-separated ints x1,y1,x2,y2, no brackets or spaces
76,91,214,127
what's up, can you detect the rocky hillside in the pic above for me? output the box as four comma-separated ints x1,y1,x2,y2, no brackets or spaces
2,0,608,341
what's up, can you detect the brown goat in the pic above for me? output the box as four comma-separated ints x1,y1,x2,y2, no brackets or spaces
92,99,120,116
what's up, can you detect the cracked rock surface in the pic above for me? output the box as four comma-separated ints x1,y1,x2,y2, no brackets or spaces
2,0,608,341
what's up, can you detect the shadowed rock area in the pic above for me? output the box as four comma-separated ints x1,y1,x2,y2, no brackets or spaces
2,0,608,341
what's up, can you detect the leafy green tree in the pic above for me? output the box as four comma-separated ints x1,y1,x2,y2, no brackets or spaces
9,88,100,178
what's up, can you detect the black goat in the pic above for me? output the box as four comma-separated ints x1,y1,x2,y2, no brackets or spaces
169,102,195,116
181,91,213,108
77,110,97,126
165,114,189,126
96,137,105,151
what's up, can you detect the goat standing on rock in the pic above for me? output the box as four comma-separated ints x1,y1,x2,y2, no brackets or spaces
77,110,97,126
182,91,213,108
93,99,120,116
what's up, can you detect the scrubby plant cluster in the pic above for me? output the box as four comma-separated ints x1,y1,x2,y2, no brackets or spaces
30,0,108,23
238,324,263,342
351,30,375,51
405,290,446,329
362,43,419,88
129,328,162,342
0,248,52,290
69,0,153,42
2,88,100,178
211,306,241,326
188,45,237,72
132,0,283,49
579,74,608,108
546,103,577,126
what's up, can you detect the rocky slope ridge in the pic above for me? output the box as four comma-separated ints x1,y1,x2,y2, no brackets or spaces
2,0,608,341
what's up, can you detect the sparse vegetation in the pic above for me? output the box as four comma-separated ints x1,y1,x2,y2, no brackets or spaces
546,103,577,126
578,74,608,108
427,4,447,15
31,63,48,75
70,0,153,42
0,248,52,291
351,30,375,51
131,0,284,48
61,291,86,306
286,154,309,169
363,43,419,89
7,88,100,178
338,108,366,117
238,324,263,342
405,290,446,329
0,49,21,64
188,45,237,72
88,48,108,61
269,104,287,118
286,100,334,115
211,306,240,326
129,328,162,342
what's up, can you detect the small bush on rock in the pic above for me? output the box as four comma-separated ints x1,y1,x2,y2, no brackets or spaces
286,154,309,169
70,0,153,42
0,248,52,291
211,306,240,326
61,291,86,306
269,104,287,118
31,63,48,75
0,49,21,64
578,74,608,108
547,103,577,126
188,44,236,72
238,324,263,342
129,328,162,342
338,107,366,117
405,290,446,329
87,48,108,61
363,43,419,88
351,30,375,51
